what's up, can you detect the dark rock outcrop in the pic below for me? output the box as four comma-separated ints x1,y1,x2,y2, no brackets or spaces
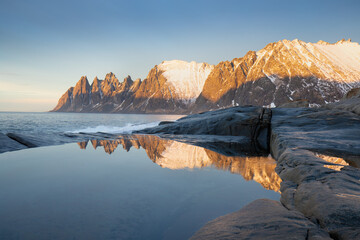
136,106,271,151
0,133,27,153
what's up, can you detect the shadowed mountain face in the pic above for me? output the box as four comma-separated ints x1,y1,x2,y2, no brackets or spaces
52,39,360,113
77,135,281,192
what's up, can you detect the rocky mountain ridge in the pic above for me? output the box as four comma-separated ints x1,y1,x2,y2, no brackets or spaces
52,38,360,113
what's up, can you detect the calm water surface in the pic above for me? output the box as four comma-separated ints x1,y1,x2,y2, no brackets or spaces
0,135,280,240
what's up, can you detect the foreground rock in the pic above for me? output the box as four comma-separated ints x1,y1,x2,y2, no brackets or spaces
191,199,331,240
271,105,360,239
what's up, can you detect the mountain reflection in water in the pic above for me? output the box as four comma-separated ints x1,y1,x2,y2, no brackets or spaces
77,135,281,192
314,153,350,171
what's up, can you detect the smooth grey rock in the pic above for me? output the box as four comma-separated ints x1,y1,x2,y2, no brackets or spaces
6,133,39,148
0,133,27,153
136,106,271,150
190,199,331,240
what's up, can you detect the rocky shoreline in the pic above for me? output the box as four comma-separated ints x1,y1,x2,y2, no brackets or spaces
137,95,360,239
1,94,359,239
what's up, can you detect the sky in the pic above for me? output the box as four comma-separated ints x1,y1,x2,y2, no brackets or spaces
1,0,359,112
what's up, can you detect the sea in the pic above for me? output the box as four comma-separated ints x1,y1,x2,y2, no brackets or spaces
0,112,183,145
0,112,280,240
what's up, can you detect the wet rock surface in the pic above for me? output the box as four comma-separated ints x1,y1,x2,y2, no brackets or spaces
190,199,331,240
0,133,27,153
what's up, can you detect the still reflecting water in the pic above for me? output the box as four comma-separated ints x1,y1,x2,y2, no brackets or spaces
78,135,281,192
0,135,280,240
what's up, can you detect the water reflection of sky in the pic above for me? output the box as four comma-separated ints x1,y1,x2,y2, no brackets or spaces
0,136,280,240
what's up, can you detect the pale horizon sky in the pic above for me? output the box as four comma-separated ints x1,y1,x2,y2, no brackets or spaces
1,0,360,112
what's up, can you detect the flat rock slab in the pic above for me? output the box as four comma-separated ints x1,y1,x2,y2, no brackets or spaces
190,199,331,240
136,106,271,150
271,107,360,161
0,132,65,154
6,133,39,148
0,133,27,153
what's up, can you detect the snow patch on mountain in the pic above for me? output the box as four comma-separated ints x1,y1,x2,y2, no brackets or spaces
314,42,360,79
275,39,360,83
159,60,214,101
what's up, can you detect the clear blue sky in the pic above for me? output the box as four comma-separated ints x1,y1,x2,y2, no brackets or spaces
1,0,359,111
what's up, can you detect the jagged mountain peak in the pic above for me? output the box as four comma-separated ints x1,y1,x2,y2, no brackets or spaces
316,38,352,45
317,40,330,45
105,72,115,78
123,75,133,83
73,76,90,94
335,38,352,44
91,76,102,93
78,75,89,82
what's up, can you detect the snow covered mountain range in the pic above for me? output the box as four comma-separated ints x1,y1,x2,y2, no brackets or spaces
52,39,360,113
